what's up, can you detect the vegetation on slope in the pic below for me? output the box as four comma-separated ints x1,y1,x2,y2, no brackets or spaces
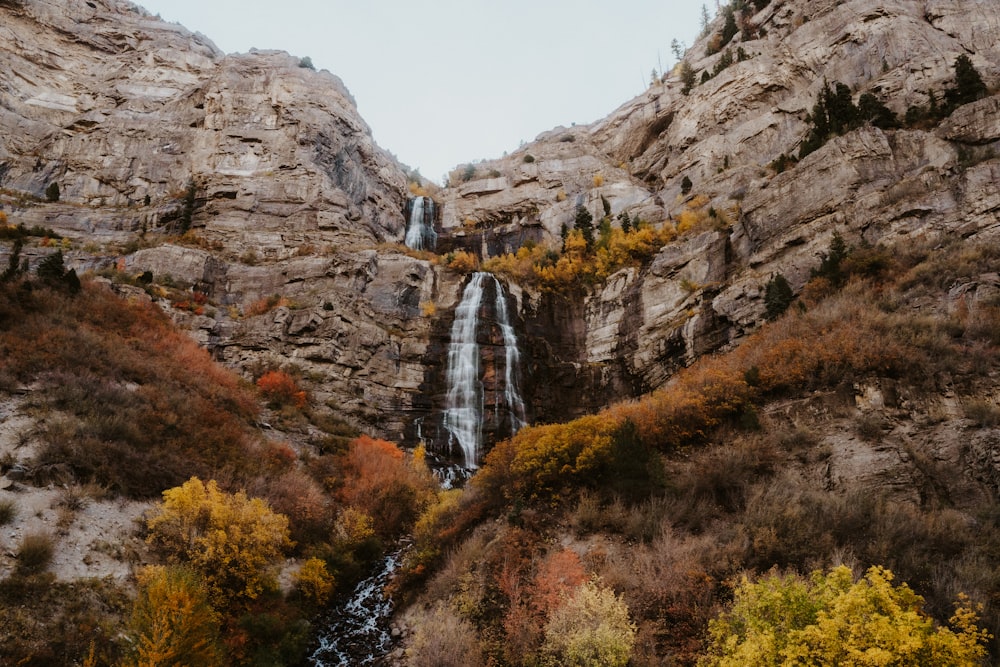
397,236,1000,665
0,258,437,665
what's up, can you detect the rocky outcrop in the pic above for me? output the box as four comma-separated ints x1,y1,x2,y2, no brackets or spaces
0,0,407,252
2,0,1000,450
428,0,1000,416
0,0,444,440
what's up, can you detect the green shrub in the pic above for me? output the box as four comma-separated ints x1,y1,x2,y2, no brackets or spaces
44,182,60,202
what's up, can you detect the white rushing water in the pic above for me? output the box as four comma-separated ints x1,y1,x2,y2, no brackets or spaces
404,196,437,250
442,272,488,468
493,279,527,433
310,276,526,664
442,272,526,468
310,552,400,666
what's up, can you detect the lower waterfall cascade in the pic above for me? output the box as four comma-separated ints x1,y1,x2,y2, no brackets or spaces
441,271,527,468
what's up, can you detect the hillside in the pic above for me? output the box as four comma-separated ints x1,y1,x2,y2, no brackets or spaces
1,0,1000,665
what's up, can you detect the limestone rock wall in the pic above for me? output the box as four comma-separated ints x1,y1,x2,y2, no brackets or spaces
431,0,1000,416
2,0,1000,445
0,0,407,253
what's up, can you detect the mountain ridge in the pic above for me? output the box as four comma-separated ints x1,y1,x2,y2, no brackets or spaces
2,0,1000,663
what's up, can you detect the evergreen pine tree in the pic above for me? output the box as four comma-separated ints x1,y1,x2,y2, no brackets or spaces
574,205,595,252
946,54,987,109
680,61,697,95
764,273,794,320
37,250,66,284
858,92,898,128
618,211,632,234
721,6,738,46
1,238,23,283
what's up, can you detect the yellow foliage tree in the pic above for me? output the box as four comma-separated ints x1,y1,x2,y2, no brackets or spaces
447,250,479,273
541,579,636,667
509,414,621,497
699,565,990,666
484,223,676,293
125,565,224,667
145,477,293,608
294,557,335,607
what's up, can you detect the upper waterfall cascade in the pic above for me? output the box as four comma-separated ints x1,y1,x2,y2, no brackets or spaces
404,196,437,250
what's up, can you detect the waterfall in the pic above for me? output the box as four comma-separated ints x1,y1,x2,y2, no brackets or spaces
442,272,526,468
404,196,437,250
493,283,527,433
442,273,487,468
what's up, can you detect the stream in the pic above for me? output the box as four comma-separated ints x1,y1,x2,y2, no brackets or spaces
309,551,402,666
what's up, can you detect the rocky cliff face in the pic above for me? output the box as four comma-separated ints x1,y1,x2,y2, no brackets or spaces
1,0,999,454
0,0,456,441
433,0,1000,411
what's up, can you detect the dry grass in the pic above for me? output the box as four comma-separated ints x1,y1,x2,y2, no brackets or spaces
15,531,55,575
0,499,16,526
0,278,261,497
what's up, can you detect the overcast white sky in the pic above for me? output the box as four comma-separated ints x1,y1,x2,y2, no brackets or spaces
137,1,705,183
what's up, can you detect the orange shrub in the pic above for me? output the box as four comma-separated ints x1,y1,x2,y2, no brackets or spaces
256,370,307,409
336,435,436,537
245,294,288,317
616,364,751,450
532,549,588,615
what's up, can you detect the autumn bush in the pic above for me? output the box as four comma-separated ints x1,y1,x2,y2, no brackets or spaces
406,602,485,667
145,477,293,608
247,467,331,547
124,565,224,667
336,435,437,539
15,531,55,576
445,250,479,273
293,557,335,608
256,369,307,409
245,294,289,317
541,579,636,667
699,565,990,666
0,278,261,497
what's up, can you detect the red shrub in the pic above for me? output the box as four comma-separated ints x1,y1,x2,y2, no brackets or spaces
256,370,307,409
